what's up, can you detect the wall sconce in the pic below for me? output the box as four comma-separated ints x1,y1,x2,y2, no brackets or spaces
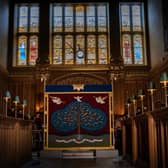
127,98,132,118
3,90,11,117
22,99,27,119
13,96,20,118
147,81,156,111
160,71,168,107
138,89,145,114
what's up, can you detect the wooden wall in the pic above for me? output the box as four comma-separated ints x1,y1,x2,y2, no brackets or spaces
8,74,36,117
0,117,32,167
0,69,8,115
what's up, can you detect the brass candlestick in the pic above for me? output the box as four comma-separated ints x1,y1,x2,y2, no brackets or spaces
3,90,11,117
147,81,156,111
138,89,145,114
160,72,168,107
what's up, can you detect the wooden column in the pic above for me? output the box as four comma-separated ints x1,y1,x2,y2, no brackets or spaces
37,1,50,64
166,123,168,167
161,121,166,168
148,114,157,168
132,119,138,162
122,123,126,157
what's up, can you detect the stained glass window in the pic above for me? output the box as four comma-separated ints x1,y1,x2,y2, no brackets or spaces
98,35,108,64
120,3,146,65
16,4,39,66
75,6,84,32
52,3,109,65
65,6,73,32
53,6,63,32
132,5,142,31
29,36,38,65
30,6,39,32
65,35,74,64
18,36,27,65
87,35,96,64
19,6,28,32
86,6,96,32
76,35,85,64
122,34,132,64
53,36,62,64
133,35,143,64
120,5,130,31
98,5,107,32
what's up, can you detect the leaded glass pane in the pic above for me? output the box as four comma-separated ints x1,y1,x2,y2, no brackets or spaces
65,6,73,32
132,5,142,31
120,3,145,65
19,6,28,32
87,35,96,64
122,34,132,64
16,4,39,67
30,6,39,32
98,5,107,32
76,6,84,32
53,6,63,32
86,6,95,32
120,5,130,31
17,36,27,65
98,35,107,64
29,36,38,65
65,35,74,64
53,35,62,64
133,35,143,64
51,3,109,65
76,35,85,64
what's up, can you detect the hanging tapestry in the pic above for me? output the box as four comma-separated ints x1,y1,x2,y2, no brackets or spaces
44,84,113,150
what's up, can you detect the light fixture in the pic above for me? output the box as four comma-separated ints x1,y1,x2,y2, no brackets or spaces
131,95,137,117
13,96,20,118
147,81,156,111
3,90,11,117
160,71,168,107
127,98,132,118
22,99,27,119
138,89,145,114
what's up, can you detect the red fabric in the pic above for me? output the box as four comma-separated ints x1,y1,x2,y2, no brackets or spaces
48,93,110,136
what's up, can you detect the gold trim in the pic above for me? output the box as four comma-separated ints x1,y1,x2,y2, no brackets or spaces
44,91,114,150
72,84,84,91
44,146,115,151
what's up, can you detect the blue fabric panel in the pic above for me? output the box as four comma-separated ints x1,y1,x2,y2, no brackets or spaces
45,84,112,92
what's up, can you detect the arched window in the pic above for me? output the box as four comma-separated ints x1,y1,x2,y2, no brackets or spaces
51,3,109,65
120,3,146,65
15,5,39,66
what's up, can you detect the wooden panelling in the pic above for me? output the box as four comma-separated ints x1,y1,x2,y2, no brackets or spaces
0,117,32,167
113,78,125,115
122,108,168,168
0,67,8,116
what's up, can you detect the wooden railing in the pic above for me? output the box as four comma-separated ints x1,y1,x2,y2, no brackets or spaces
0,116,32,167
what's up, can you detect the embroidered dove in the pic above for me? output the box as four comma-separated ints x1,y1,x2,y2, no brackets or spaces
50,96,63,104
94,96,107,104
74,96,83,102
